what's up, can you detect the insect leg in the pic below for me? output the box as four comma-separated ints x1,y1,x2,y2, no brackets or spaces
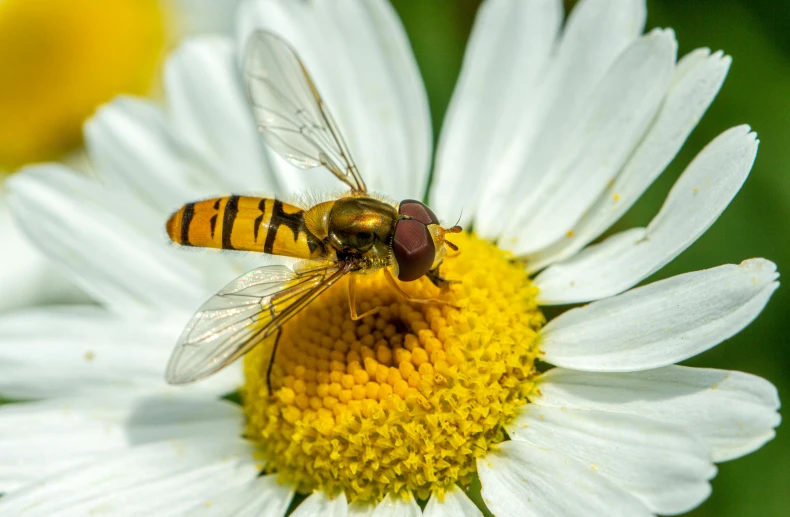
347,274,384,320
383,269,460,310
265,329,282,395
426,264,460,290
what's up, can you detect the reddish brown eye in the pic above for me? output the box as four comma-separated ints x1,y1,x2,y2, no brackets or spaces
392,219,435,281
399,200,439,225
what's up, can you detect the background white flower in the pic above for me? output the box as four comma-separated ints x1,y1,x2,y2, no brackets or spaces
0,0,782,516
0,0,243,314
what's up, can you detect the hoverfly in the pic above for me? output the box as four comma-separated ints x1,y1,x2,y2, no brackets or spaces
164,31,461,390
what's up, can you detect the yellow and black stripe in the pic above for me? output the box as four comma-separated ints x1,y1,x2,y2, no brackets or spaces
167,196,327,260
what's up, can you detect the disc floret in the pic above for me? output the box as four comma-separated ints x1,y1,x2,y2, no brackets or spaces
243,232,544,502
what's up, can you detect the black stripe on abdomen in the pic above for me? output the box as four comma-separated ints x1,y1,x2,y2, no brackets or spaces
181,203,195,246
209,199,221,239
263,199,323,256
222,195,240,250
263,200,283,254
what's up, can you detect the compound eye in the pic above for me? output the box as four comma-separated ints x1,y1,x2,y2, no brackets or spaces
392,219,435,282
399,200,439,225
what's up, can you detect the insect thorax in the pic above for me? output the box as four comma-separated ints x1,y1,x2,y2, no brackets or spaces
326,197,398,254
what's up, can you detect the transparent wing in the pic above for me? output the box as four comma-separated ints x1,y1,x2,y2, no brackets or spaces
244,30,367,193
165,263,349,385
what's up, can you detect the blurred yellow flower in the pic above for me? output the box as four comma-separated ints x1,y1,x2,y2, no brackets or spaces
0,0,240,313
0,0,167,170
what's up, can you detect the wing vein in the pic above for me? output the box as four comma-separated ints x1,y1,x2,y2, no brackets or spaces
244,31,366,192
165,263,350,385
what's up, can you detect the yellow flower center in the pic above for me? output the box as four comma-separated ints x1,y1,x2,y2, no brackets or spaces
0,0,166,169
243,233,544,502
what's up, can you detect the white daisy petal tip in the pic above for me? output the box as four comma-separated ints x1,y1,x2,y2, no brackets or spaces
539,258,779,372
701,369,781,462
523,45,735,274
496,19,678,251
536,365,781,463
698,48,733,81
534,125,761,305
710,48,733,68
647,26,677,45
734,123,759,146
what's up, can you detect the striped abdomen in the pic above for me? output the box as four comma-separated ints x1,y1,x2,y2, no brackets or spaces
167,196,327,260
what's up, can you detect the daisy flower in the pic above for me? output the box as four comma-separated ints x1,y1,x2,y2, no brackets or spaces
0,0,781,516
0,0,242,311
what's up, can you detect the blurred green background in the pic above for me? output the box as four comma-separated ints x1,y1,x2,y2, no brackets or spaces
392,1,788,516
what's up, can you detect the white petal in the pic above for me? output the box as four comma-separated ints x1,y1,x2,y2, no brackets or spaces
525,49,731,272
237,0,431,200
509,405,715,515
7,166,212,314
84,97,205,215
291,491,349,517
0,393,241,492
348,501,376,517
359,0,432,198
540,259,779,371
430,0,563,227
478,441,651,517
548,0,647,91
0,307,241,399
165,37,279,195
83,96,269,283
0,438,258,517
423,485,482,517
535,125,758,304
493,28,677,248
88,96,274,291
0,189,85,312
189,474,294,517
372,491,421,517
166,0,242,38
474,0,646,239
536,366,781,462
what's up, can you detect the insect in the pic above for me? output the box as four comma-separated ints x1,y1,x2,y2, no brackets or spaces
164,31,461,390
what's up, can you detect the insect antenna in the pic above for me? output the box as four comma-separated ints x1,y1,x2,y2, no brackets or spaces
453,208,464,229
